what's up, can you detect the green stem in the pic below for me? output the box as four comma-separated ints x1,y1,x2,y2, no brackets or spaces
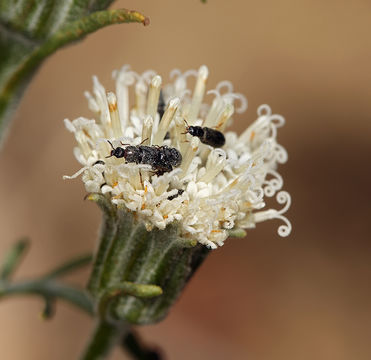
0,246,94,315
0,279,93,315
0,277,153,358
80,320,129,360
0,241,154,358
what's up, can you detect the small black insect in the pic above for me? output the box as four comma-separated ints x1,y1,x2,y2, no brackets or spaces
167,189,184,201
182,120,225,148
106,141,182,176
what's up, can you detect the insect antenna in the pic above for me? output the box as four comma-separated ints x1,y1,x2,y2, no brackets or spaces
107,140,115,150
181,118,191,135
139,138,149,145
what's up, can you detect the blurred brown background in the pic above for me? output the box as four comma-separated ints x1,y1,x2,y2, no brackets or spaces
1,0,371,359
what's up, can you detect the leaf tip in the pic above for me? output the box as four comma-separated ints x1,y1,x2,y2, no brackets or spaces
143,17,150,26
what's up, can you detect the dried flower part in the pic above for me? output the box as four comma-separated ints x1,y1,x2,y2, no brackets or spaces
64,65,291,249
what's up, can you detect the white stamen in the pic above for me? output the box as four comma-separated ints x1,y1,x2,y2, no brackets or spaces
141,70,157,83
223,93,247,113
134,81,147,116
114,66,137,128
216,80,234,93
263,170,283,197
203,95,224,127
84,91,100,113
188,65,208,124
146,75,162,120
171,69,198,98
180,137,199,177
253,191,291,236
141,115,153,145
107,92,122,138
215,103,234,131
169,69,181,79
174,116,188,154
152,97,180,145
92,76,110,130
199,149,226,183
64,118,75,132
133,169,144,190
74,131,91,159
257,104,272,116
63,166,89,179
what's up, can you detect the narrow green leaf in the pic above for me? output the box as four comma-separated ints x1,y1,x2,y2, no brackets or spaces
0,6,149,145
80,320,127,360
0,280,94,315
43,8,149,51
0,238,29,281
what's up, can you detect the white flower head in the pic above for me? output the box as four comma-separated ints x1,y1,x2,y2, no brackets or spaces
64,65,291,249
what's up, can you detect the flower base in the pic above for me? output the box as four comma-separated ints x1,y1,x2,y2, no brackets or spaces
87,194,209,324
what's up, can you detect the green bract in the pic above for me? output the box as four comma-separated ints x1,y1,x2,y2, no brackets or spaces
87,193,209,324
